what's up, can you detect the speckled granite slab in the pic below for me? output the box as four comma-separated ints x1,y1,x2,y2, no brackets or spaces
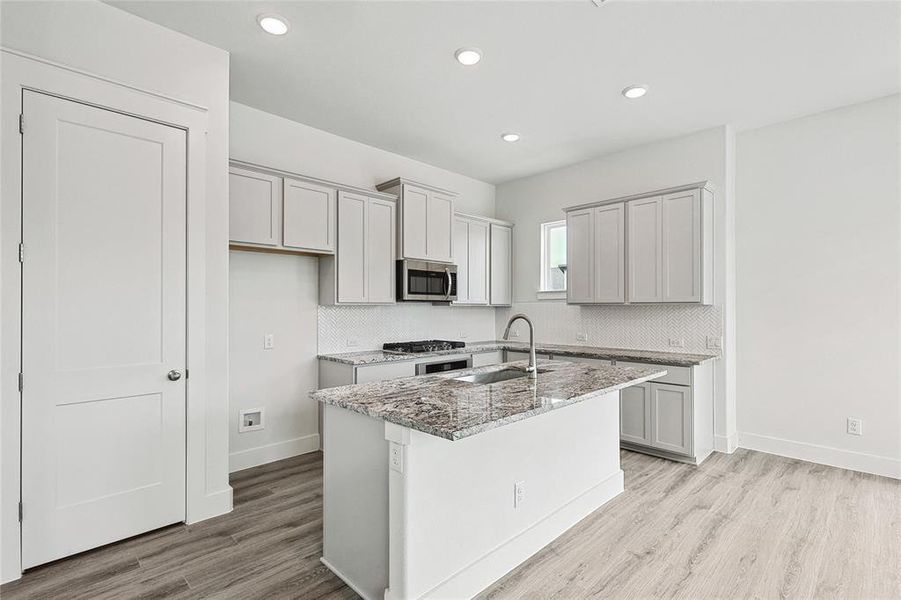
311,360,666,440
317,340,717,367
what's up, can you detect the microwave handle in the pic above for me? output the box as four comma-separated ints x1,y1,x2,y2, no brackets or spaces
444,268,452,301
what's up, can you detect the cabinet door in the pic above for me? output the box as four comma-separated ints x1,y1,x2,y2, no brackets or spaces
229,166,280,246
661,190,701,302
566,208,594,303
427,192,454,262
401,184,429,260
650,383,692,456
627,196,662,302
489,224,513,306
337,191,367,303
593,204,625,303
620,383,652,446
367,198,396,303
282,178,336,253
453,217,470,302
468,220,490,304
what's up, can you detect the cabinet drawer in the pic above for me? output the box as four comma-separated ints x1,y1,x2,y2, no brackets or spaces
616,361,691,386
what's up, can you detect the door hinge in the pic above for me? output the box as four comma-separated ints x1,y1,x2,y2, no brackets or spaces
18,242,24,264
18,113,24,135
18,372,23,392
18,502,23,522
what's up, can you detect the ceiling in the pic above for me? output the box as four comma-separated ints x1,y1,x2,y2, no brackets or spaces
109,1,900,184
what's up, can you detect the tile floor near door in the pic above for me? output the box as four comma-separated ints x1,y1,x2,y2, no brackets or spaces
2,449,899,600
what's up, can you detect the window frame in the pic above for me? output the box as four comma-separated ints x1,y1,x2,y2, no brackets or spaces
539,219,567,293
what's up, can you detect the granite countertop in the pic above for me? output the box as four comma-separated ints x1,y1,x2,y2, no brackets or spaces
311,360,666,440
318,340,717,367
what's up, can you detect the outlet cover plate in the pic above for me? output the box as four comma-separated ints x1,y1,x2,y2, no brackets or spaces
847,418,862,436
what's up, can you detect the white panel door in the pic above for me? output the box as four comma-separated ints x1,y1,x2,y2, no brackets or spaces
367,198,396,303
229,166,280,246
21,91,187,568
627,196,662,302
427,192,454,263
489,224,513,306
401,184,429,260
651,383,693,456
337,191,368,303
283,177,336,253
467,220,490,304
661,190,702,302
593,203,626,303
453,217,470,302
566,208,594,303
620,383,652,446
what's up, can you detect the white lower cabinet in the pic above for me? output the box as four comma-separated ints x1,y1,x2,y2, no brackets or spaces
620,383,652,446
650,383,692,455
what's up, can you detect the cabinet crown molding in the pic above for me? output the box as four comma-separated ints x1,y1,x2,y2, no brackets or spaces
376,177,458,196
564,180,713,213
455,211,514,227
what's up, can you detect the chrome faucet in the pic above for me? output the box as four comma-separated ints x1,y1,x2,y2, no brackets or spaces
503,313,537,378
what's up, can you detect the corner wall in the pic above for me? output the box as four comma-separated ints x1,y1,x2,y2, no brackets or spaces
736,95,901,478
228,102,497,470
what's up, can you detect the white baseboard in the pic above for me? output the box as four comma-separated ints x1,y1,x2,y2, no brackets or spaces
738,432,901,479
321,557,379,600
714,432,738,453
229,433,321,473
405,469,625,600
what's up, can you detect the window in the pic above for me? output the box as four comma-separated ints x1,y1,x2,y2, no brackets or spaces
540,220,567,292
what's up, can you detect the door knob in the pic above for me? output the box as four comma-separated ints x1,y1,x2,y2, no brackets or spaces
167,370,182,381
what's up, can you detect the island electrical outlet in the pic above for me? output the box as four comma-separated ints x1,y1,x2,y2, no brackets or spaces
514,481,526,508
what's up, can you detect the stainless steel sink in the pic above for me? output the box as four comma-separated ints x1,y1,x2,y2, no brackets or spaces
453,369,530,385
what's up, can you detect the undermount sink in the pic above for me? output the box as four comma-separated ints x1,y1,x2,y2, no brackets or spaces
454,369,531,385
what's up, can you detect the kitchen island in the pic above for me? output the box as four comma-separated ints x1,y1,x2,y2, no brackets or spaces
311,360,665,600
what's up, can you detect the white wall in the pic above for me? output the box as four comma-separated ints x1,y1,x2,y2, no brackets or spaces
228,102,497,465
228,251,321,472
495,126,735,448
0,0,231,582
736,95,901,478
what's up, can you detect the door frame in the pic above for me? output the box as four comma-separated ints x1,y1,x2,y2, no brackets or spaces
1,48,231,582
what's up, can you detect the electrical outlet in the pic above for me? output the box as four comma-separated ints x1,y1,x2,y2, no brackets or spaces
389,442,404,473
847,418,863,436
514,481,526,508
459,331,468,339
346,339,359,348
264,333,275,350
576,333,588,342
668,338,685,348
239,408,264,433
706,336,723,350
510,326,521,338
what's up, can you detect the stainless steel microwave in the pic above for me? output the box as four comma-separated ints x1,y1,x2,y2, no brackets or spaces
397,260,457,302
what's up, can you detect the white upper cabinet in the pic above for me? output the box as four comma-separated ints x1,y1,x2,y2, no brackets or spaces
229,166,280,247
661,190,702,302
283,177,336,253
453,215,490,305
567,204,625,304
565,182,712,305
566,208,594,303
321,191,396,305
489,223,513,306
377,178,456,263
627,196,663,302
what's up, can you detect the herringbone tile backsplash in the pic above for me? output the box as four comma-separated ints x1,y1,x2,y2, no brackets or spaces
319,301,721,355
495,302,722,353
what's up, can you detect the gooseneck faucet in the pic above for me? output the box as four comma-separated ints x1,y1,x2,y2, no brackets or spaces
503,313,537,378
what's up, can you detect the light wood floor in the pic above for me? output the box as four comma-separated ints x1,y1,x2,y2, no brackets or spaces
2,449,898,599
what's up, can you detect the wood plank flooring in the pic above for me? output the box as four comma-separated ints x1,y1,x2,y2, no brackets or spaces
2,449,899,599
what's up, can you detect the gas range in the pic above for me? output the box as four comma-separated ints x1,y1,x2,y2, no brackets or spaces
382,340,466,354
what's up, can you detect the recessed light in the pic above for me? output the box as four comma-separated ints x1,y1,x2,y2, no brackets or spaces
622,85,648,99
258,14,289,36
501,133,520,143
454,47,482,66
